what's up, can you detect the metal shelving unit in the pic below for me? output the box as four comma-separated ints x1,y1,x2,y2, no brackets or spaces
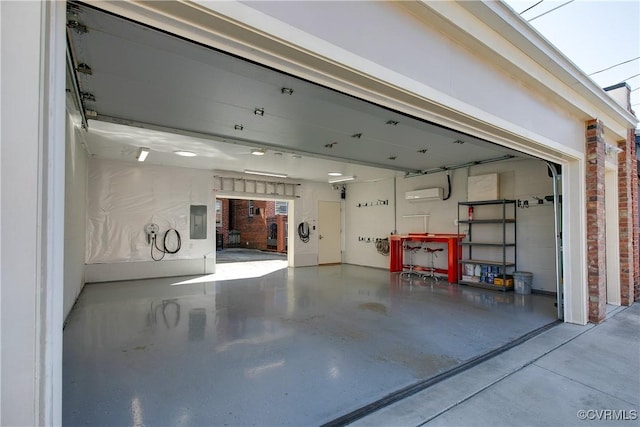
458,199,516,291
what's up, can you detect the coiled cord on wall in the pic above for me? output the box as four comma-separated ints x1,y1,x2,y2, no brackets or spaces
298,222,310,243
375,238,390,256
151,228,182,261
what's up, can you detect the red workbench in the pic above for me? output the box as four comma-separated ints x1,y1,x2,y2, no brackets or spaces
389,233,465,284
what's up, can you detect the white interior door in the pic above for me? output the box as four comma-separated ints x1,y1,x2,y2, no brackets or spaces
318,201,342,264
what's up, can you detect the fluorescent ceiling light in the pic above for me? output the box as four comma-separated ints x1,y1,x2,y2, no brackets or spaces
251,148,266,156
174,150,197,157
244,169,288,178
328,172,343,177
328,175,356,183
137,147,149,162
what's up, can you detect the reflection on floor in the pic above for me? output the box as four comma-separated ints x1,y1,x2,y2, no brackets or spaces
63,265,557,426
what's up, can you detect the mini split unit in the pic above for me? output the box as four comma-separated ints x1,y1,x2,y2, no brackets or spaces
405,188,444,202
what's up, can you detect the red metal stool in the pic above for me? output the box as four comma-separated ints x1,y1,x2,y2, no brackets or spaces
424,247,444,281
401,243,423,279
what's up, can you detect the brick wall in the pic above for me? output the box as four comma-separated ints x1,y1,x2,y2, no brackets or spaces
216,199,230,248
230,199,268,250
216,199,287,252
614,83,639,305
585,119,606,323
630,128,639,303
265,202,275,218
618,130,638,305
634,131,639,303
277,215,287,252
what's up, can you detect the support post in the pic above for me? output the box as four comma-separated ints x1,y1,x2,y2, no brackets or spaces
585,119,606,323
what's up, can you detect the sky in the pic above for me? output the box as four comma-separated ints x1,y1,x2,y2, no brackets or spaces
503,0,640,111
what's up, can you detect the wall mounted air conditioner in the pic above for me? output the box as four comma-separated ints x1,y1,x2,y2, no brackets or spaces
405,188,444,202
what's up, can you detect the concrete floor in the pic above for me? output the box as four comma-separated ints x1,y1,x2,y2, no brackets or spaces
353,303,640,427
63,264,557,426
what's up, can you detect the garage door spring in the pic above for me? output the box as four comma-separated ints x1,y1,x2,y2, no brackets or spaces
151,228,182,261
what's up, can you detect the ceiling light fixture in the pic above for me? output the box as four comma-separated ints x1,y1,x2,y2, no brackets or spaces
328,172,343,177
351,133,362,139
453,139,465,144
244,169,288,178
386,120,399,125
328,175,356,184
281,87,294,95
234,124,244,131
251,148,266,156
137,147,149,162
254,107,264,116
174,150,197,157
417,148,428,154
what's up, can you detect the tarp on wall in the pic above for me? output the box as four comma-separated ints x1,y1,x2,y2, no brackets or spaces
86,158,214,263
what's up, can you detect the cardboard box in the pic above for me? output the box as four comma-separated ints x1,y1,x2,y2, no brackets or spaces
493,277,514,287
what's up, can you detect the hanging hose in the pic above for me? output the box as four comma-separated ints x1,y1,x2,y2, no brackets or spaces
151,228,182,261
443,171,452,201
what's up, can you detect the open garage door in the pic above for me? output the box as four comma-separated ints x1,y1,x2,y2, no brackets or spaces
63,2,573,426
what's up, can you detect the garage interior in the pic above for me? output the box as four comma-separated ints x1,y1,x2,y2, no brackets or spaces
63,3,562,425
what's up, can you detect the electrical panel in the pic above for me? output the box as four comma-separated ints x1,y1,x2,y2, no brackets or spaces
190,205,207,239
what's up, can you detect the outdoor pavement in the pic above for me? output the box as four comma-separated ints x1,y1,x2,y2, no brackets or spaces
215,247,287,263
352,303,640,427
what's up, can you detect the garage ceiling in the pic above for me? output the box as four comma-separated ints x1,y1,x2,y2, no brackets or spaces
67,3,528,183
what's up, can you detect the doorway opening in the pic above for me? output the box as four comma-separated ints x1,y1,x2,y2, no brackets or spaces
215,197,289,265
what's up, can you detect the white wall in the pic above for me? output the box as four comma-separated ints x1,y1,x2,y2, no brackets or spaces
293,181,342,266
396,170,466,235
85,160,342,278
344,159,558,292
344,179,396,269
1,2,65,425
1,4,41,423
85,158,216,281
242,1,585,154
64,115,88,318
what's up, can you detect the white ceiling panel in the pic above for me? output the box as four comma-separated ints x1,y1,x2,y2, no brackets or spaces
81,120,400,183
